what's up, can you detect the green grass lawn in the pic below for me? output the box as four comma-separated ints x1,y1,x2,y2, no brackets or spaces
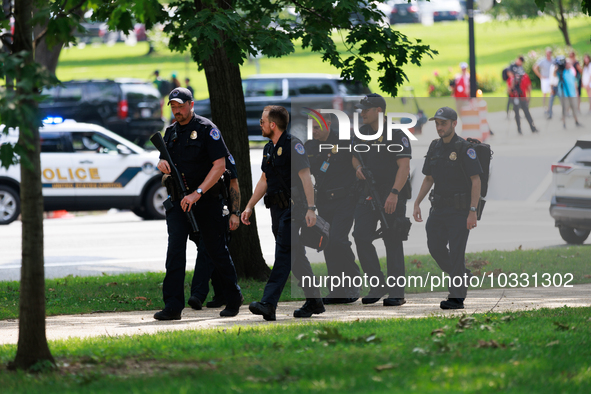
1,245,590,320
56,16,591,101
1,307,590,393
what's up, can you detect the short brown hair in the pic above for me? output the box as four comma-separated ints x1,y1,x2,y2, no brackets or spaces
264,105,289,131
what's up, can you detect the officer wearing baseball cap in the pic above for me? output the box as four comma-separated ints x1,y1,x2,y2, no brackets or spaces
413,107,483,310
154,86,243,320
352,93,412,307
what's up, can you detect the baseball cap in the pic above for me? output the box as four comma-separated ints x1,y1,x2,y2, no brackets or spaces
168,87,193,105
429,107,458,121
460,62,468,69
355,93,387,111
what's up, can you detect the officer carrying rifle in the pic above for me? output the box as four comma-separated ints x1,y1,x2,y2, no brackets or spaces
351,94,412,307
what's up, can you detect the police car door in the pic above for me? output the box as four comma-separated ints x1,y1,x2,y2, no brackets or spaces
70,130,140,205
39,131,77,209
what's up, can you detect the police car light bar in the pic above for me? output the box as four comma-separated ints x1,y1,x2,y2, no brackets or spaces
42,116,64,125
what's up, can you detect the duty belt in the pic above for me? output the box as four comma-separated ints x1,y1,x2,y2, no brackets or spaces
429,191,470,210
264,190,290,209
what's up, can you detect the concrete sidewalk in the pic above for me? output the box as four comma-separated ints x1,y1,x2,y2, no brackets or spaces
1,284,589,345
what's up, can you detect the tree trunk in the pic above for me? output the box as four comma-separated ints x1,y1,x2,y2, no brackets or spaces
9,0,55,371
196,0,270,281
556,0,571,46
33,24,63,75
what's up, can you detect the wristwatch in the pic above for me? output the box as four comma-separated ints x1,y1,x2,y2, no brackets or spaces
391,188,399,195
232,210,240,216
196,188,203,195
307,206,317,212
469,206,477,212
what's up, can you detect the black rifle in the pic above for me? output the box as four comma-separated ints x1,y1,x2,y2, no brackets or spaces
355,150,389,238
150,132,199,233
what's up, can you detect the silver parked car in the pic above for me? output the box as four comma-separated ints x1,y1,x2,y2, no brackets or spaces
549,135,591,244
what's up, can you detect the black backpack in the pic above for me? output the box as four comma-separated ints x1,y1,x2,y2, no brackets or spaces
456,138,492,198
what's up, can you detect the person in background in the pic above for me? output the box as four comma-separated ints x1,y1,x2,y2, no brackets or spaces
556,59,583,129
185,78,194,96
171,73,181,89
581,54,591,114
507,67,538,134
533,48,554,114
452,62,470,111
568,51,583,111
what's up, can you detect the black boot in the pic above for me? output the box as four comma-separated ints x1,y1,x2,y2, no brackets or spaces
293,298,325,318
249,301,276,321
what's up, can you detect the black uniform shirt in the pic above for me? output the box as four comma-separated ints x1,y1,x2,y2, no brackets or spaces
304,131,355,200
356,123,412,194
422,133,483,197
161,113,229,192
262,132,309,197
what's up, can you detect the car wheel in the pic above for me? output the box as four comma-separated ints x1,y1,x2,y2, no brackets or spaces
558,226,591,245
144,183,167,220
132,206,151,220
0,185,20,225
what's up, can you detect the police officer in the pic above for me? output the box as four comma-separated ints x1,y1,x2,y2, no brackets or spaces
413,107,482,310
304,112,360,304
154,87,242,320
188,154,241,310
242,105,324,321
352,94,412,307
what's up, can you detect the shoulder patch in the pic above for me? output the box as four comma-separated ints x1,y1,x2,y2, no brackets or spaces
401,136,410,148
295,143,306,155
467,148,477,160
210,128,221,140
228,155,235,165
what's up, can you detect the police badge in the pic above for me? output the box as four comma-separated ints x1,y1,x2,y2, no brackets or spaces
449,152,457,161
190,130,197,140
277,147,283,156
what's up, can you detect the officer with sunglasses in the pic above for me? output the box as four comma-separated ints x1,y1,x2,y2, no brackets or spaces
154,87,243,320
242,105,324,321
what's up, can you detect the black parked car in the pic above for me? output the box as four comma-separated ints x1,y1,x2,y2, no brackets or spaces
193,74,372,141
39,79,165,147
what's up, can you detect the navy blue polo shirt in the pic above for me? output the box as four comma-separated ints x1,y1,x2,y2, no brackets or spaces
304,130,356,198
162,113,229,192
356,123,412,194
422,133,483,197
262,132,309,196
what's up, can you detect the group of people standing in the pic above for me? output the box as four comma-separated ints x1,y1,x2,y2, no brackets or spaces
152,88,484,321
508,48,588,131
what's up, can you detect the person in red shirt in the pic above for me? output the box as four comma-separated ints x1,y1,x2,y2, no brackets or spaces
453,62,470,111
507,70,538,134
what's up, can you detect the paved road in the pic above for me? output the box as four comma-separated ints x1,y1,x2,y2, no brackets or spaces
0,107,589,281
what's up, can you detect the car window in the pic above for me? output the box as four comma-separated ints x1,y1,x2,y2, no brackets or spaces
71,132,120,154
40,133,69,153
87,82,120,100
244,79,283,97
57,84,83,102
337,80,372,95
290,80,335,95
563,141,591,166
121,83,159,100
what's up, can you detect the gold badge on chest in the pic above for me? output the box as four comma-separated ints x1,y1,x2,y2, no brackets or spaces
449,152,457,161
277,147,283,156
331,146,338,154
190,130,197,140
378,136,384,143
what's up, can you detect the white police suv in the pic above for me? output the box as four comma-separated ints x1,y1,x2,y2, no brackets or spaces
549,135,591,244
0,120,165,225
